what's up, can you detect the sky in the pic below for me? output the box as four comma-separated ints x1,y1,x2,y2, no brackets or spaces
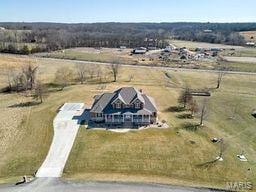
0,0,256,23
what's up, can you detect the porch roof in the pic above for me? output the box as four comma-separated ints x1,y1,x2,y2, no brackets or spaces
106,108,152,116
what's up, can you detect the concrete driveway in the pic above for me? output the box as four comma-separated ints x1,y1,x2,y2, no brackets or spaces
0,178,224,192
36,103,86,177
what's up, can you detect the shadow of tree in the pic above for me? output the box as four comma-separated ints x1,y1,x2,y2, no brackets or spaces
165,106,185,112
177,113,193,119
8,101,41,108
182,122,199,131
196,158,219,169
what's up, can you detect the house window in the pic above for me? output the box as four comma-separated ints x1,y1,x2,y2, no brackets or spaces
116,103,121,109
135,102,140,109
97,113,102,117
124,104,130,108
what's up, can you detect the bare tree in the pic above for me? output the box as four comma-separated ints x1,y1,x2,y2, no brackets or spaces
12,72,27,91
87,65,95,79
128,74,134,82
188,99,199,117
216,71,225,89
33,81,48,103
178,87,192,108
216,61,228,89
95,65,103,82
199,99,208,126
22,64,38,90
55,67,74,90
75,64,87,84
4,65,15,90
110,63,120,82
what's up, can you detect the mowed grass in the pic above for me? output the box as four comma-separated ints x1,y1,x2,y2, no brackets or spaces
222,48,256,58
64,71,256,189
0,54,255,189
169,39,244,49
37,47,138,65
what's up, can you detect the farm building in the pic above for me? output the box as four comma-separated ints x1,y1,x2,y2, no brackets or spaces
132,47,147,54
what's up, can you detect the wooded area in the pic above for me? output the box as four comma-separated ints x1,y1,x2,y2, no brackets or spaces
0,22,256,54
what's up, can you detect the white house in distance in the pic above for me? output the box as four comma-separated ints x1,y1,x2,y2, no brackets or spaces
132,47,147,54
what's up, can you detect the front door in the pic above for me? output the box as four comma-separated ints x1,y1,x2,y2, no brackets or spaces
124,114,132,122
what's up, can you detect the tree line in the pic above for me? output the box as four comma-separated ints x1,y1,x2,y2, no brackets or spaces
1,22,256,54
2,62,122,103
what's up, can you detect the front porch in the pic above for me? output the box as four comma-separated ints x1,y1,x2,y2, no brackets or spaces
105,114,151,125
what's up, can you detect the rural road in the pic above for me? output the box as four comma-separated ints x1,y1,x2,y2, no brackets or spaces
36,56,256,75
36,103,86,177
0,178,225,192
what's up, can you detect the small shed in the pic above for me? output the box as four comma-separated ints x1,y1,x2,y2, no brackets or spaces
132,47,147,54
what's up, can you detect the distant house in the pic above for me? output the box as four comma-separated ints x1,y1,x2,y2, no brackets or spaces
132,47,147,54
210,48,222,52
148,46,157,50
246,42,255,47
203,29,213,33
90,87,157,127
0,27,6,30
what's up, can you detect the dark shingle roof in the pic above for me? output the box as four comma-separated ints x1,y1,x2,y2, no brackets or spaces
90,87,157,115
113,87,144,104
90,93,115,113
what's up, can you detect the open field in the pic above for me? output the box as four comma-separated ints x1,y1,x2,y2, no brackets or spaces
35,42,256,73
222,48,256,58
225,56,256,63
240,31,256,43
0,54,255,189
171,39,256,58
169,39,244,49
36,47,156,65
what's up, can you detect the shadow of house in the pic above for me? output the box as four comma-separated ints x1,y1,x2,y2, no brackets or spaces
72,109,91,125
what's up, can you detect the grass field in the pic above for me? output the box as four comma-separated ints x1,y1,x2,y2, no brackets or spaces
169,39,244,49
240,31,256,43
170,39,256,57
0,54,255,189
222,48,256,58
36,47,145,65
35,42,256,73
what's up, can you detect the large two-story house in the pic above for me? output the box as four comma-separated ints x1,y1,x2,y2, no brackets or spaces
90,87,157,127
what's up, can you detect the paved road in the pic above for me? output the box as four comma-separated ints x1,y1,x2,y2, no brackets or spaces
35,56,256,75
0,178,224,192
36,103,85,177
